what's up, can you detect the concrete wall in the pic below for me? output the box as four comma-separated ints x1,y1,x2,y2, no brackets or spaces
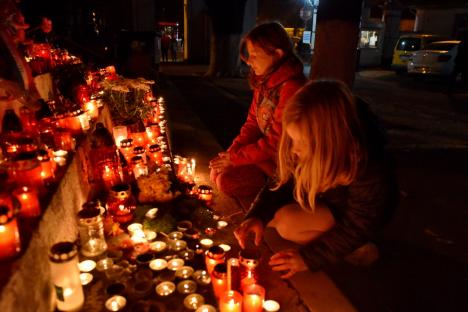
415,8,468,37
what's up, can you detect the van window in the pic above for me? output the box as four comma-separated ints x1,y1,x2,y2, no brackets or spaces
397,38,421,51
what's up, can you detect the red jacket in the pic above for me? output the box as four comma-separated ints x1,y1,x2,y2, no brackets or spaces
228,58,306,174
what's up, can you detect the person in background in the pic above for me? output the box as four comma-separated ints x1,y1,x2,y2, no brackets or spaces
209,22,306,207
154,30,162,79
170,34,178,62
28,17,56,47
235,80,398,277
161,32,170,62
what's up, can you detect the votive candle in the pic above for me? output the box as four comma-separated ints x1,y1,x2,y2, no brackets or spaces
219,290,242,312
0,207,21,259
13,186,40,217
243,284,265,312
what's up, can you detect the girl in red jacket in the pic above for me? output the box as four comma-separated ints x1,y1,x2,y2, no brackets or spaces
209,22,305,204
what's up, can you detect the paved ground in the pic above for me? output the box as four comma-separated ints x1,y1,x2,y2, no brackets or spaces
158,63,468,312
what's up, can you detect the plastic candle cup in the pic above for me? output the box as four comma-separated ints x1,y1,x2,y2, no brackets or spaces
263,300,281,312
196,305,217,312
177,279,197,294
168,231,184,240
243,284,265,312
167,258,185,271
169,239,187,251
193,270,211,286
184,293,205,310
217,220,228,229
127,223,143,234
80,273,93,286
105,295,126,311
155,281,176,297
175,266,194,279
199,238,213,249
78,260,96,272
149,259,168,271
149,241,167,253
219,290,242,312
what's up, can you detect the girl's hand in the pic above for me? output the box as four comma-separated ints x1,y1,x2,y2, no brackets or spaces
209,152,233,172
234,218,264,249
269,249,308,279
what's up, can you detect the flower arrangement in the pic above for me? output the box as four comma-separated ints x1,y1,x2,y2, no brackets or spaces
100,77,155,125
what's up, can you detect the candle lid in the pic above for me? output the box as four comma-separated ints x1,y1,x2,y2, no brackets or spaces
212,263,227,277
131,155,144,164
120,138,133,148
197,185,212,194
37,149,50,161
49,241,78,263
0,206,15,224
133,146,145,154
77,207,100,219
207,246,225,259
149,144,161,152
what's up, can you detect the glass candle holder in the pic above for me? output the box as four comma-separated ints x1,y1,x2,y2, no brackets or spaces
107,184,137,224
37,150,55,182
78,260,96,272
131,132,147,148
19,105,37,132
219,290,242,312
113,126,128,148
0,206,21,260
155,281,176,297
227,258,241,292
168,231,184,240
205,245,225,275
13,186,41,217
178,249,195,262
9,152,44,191
77,208,108,257
184,293,205,310
49,242,84,311
145,124,161,144
131,156,148,179
212,263,227,299
243,284,265,312
84,100,99,120
96,258,114,272
177,279,197,294
197,185,213,204
239,249,261,290
119,138,134,162
199,238,213,250
99,160,121,190
54,129,74,151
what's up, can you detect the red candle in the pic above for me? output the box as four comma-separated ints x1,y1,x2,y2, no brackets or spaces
205,246,225,276
84,100,99,120
212,263,227,299
131,132,147,148
13,186,41,217
219,290,242,312
0,206,21,259
242,284,265,312
101,164,120,190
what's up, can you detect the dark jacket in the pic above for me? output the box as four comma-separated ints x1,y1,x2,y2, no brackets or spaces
245,99,398,271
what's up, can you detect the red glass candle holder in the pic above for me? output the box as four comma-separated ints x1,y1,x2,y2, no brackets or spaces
205,245,226,276
13,186,41,217
0,205,21,260
107,184,136,224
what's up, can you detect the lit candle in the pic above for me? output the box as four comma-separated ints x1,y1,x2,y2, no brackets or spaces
219,244,231,252
193,270,211,286
167,258,185,271
219,290,242,312
177,279,197,294
96,258,113,272
101,165,119,190
195,305,217,312
168,231,184,240
197,185,213,203
217,220,228,229
54,156,67,167
145,124,160,143
169,239,187,251
0,207,21,259
149,241,167,253
149,259,168,271
13,186,41,217
144,230,157,241
211,263,227,299
184,293,205,310
155,281,176,296
112,126,128,147
78,260,96,272
84,100,99,120
80,273,93,286
127,223,143,234
199,238,213,249
105,295,126,311
243,284,265,312
131,132,147,147
263,300,281,312
175,266,194,279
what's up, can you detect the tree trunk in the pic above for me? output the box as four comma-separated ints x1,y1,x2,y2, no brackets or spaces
310,0,363,87
204,0,246,78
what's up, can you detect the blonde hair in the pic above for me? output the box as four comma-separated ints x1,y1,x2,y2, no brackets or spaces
276,80,366,212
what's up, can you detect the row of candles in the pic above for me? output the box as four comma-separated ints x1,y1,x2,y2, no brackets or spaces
59,197,281,312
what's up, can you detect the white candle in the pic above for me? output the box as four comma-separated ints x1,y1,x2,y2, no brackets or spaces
80,273,93,286
127,223,143,234
199,238,213,249
145,208,158,219
184,293,205,310
219,244,231,252
105,295,126,311
155,281,176,296
195,305,217,312
217,220,228,229
263,300,280,312
167,258,184,271
149,241,167,253
175,266,194,279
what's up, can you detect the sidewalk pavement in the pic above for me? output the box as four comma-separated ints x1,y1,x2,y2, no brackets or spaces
158,63,357,312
